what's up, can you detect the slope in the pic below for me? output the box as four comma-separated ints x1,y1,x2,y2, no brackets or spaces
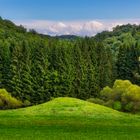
0,97,139,140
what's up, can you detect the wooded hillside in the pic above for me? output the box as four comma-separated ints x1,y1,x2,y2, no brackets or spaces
0,17,140,104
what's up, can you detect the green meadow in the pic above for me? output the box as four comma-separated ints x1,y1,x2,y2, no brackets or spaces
0,97,140,140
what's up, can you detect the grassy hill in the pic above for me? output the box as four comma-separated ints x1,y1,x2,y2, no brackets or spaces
0,97,140,140
8,97,123,117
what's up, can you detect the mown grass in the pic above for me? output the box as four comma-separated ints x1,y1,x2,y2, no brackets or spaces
0,97,140,140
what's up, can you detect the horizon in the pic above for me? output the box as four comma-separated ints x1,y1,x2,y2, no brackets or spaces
1,0,140,36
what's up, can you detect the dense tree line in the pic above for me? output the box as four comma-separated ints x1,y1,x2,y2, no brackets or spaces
0,18,140,105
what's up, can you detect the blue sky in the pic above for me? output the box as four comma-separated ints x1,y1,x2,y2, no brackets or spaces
0,0,140,36
0,0,140,20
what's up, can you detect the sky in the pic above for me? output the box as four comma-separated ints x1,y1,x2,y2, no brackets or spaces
0,0,140,36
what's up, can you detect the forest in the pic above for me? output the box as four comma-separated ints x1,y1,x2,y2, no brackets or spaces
1,17,140,111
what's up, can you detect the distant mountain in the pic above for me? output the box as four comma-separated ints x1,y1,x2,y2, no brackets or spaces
55,35,80,40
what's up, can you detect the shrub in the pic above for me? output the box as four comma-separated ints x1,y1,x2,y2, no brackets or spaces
124,102,134,112
113,101,122,111
0,99,4,107
100,86,113,101
133,102,140,112
112,80,132,101
0,89,23,109
100,80,140,113
123,85,140,102
113,80,132,92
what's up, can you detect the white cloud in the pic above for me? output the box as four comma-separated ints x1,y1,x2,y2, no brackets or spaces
14,19,140,36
